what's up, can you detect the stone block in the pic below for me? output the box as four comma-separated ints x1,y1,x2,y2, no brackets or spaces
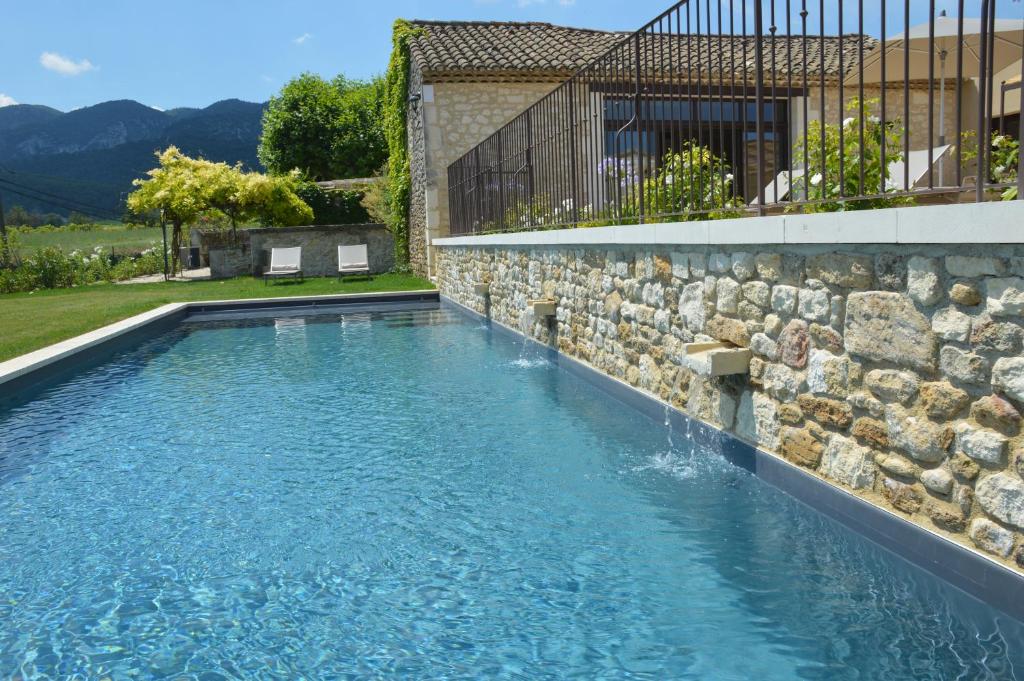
939,346,990,385
798,395,853,428
950,281,982,306
706,315,750,347
946,256,1005,278
882,478,923,514
778,320,810,369
763,364,802,402
921,468,955,495
887,406,949,463
771,285,798,315
907,256,943,306
716,278,740,314
852,417,889,449
876,454,918,478
931,307,971,341
864,369,920,404
820,435,876,489
806,253,874,289
750,333,780,361
731,252,756,282
781,425,825,468
807,349,850,397
798,288,830,323
986,277,1024,316
976,473,1024,529
954,423,1007,464
755,253,783,282
971,395,1021,434
741,280,771,309
875,254,907,291
735,391,780,451
992,357,1024,404
969,518,1015,557
845,292,937,371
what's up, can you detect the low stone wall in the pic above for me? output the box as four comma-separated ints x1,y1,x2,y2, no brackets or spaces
435,226,1024,573
200,224,394,278
250,224,394,277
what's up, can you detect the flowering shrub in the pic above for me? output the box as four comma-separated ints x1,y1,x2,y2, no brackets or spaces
791,98,911,213
990,134,1020,201
636,143,742,222
0,244,166,294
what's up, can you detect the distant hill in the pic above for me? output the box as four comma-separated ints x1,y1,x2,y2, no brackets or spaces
0,99,266,218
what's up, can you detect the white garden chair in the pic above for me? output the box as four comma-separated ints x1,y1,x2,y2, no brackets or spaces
263,247,303,284
338,244,371,280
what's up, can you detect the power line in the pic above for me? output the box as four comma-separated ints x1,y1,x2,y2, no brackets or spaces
0,179,121,220
0,176,122,219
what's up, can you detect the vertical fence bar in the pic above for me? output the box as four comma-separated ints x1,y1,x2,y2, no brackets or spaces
754,0,767,213
955,0,964,188
635,32,646,223
880,0,887,195
903,0,910,192
927,0,935,189
976,0,990,202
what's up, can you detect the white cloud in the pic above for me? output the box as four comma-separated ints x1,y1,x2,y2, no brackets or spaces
516,0,575,5
40,51,96,76
0,93,17,107
293,33,312,45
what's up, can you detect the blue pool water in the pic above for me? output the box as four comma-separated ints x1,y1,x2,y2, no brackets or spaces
1,305,1022,679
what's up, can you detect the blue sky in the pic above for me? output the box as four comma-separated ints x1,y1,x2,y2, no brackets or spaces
1,0,1019,112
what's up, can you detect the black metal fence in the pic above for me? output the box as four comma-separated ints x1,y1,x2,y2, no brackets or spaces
447,0,1024,235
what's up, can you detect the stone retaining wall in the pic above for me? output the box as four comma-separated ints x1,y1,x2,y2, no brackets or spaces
436,241,1024,573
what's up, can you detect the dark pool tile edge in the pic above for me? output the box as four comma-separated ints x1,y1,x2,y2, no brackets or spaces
440,295,1024,624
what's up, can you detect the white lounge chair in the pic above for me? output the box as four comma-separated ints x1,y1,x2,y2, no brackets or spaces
750,144,953,205
263,247,303,284
338,244,371,280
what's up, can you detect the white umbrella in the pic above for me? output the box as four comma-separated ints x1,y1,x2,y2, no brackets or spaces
851,13,1024,176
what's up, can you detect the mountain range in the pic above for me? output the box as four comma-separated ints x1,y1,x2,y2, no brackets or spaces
0,99,266,219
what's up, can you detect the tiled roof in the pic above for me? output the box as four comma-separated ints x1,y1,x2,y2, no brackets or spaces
407,20,875,83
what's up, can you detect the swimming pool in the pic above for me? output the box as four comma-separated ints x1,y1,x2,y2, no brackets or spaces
1,304,1022,678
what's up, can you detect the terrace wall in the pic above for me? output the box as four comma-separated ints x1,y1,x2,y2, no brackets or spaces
434,202,1024,574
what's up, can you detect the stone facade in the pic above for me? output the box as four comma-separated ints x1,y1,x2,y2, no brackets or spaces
436,241,1024,573
407,69,561,276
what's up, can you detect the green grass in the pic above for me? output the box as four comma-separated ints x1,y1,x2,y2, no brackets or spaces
0,273,434,363
13,225,165,257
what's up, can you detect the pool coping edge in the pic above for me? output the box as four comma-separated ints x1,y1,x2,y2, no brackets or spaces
439,294,1024,624
0,290,439,389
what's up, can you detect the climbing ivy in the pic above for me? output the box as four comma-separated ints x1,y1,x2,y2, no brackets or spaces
383,19,424,265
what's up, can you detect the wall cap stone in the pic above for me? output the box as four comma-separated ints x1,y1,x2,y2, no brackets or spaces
433,202,1024,248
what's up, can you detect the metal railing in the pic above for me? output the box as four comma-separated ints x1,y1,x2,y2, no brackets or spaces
447,0,1024,235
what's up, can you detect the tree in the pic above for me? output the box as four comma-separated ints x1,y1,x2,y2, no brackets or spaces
128,147,314,273
258,73,386,181
127,147,208,273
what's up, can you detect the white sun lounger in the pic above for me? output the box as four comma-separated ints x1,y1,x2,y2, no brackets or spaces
338,244,371,280
263,247,303,284
750,144,953,205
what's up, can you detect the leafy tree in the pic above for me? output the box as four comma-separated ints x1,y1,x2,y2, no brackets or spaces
127,147,209,273
129,147,314,272
258,73,386,181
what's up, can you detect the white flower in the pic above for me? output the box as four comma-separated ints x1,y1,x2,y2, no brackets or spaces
810,173,822,186
725,173,734,182
842,117,855,128
867,115,880,124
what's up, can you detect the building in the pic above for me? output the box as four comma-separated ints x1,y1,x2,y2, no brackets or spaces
404,20,976,277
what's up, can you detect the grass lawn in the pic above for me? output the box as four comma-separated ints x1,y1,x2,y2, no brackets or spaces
0,273,434,363
14,225,165,258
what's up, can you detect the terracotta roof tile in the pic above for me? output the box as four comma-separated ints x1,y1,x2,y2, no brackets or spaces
408,20,875,83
